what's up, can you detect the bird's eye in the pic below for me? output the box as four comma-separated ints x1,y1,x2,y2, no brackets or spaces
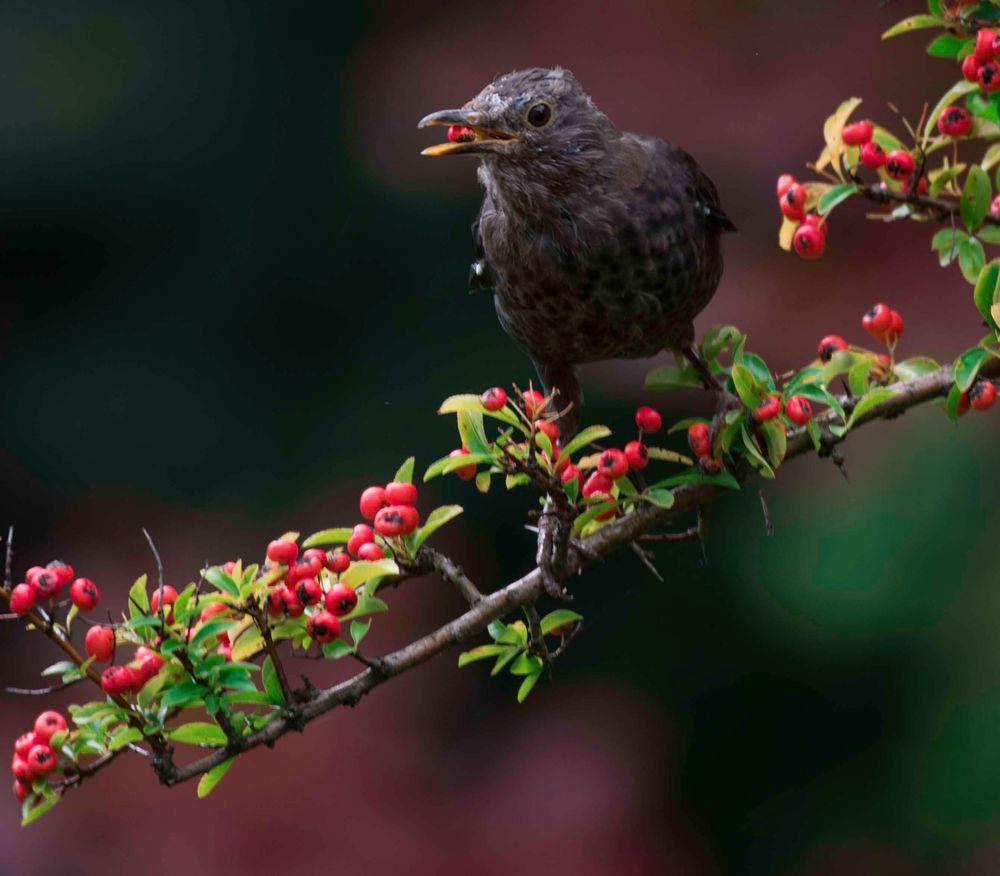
527,103,552,127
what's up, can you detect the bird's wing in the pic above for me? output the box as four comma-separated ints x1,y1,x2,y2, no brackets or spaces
469,196,498,294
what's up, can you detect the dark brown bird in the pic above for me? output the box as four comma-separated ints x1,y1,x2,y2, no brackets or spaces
420,67,734,436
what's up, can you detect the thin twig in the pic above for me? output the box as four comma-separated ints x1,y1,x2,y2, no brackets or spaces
523,603,553,677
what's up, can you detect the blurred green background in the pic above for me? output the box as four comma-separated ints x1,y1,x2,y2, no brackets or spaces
1,1,999,873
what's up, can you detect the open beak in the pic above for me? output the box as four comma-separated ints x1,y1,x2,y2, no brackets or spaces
418,109,518,156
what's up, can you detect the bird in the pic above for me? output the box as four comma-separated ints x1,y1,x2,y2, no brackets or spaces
419,66,735,437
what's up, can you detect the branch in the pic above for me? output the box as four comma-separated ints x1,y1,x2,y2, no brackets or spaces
857,181,1000,226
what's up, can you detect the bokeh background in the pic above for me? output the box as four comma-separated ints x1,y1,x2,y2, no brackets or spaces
1,1,999,873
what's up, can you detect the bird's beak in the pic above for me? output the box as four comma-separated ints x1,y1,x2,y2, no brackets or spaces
418,108,518,156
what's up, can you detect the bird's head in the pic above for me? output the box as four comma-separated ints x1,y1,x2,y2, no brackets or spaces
418,67,619,174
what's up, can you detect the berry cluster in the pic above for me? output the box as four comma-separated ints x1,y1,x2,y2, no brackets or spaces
960,29,1000,94
11,711,67,804
777,174,828,260
9,561,98,617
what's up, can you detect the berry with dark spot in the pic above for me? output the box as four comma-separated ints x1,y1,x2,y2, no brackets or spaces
282,587,305,618
970,380,997,411
938,106,972,137
267,588,288,617
47,561,74,586
785,396,813,426
307,610,341,644
32,570,63,600
266,539,298,565
85,625,115,662
776,174,797,198
101,665,133,696
374,506,406,537
347,524,375,558
302,548,327,573
818,335,848,362
885,150,915,180
12,756,32,783
582,472,614,498
295,577,322,607
14,733,40,760
449,447,477,480
860,141,886,169
635,405,662,433
150,585,178,623
69,577,99,611
9,583,35,615
793,223,826,260
326,550,350,574
754,395,781,422
597,448,629,480
294,555,320,580
325,583,358,617
26,745,56,778
779,183,807,221
624,441,649,470
357,542,385,562
359,486,388,520
842,120,873,146
980,60,1000,92
862,303,894,341
447,124,476,143
34,711,67,743
687,423,711,458
521,389,546,417
481,387,508,411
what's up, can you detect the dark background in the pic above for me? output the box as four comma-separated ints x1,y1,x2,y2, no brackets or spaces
2,1,999,873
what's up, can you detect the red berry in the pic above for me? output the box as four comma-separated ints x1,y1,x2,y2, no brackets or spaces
963,54,982,83
69,577,100,611
32,569,62,600
818,335,848,362
623,441,649,470
397,504,420,534
481,386,508,411
135,649,165,682
560,463,584,490
634,405,662,433
13,779,29,803
776,174,797,198
981,60,1000,92
149,585,178,623
802,214,827,235
216,641,233,661
582,471,614,498
346,523,375,558
597,448,629,480
587,491,616,521
27,744,56,778
33,711,67,743
374,506,405,537
325,583,358,617
14,733,40,760
779,183,807,220
990,195,1000,217
885,150,915,181
385,481,418,506
521,389,546,417
266,539,298,565
267,588,287,617
325,550,350,574
307,610,341,644
47,561,74,586
100,665,133,696
282,587,304,618
793,223,826,260
357,542,385,562
862,303,893,340
957,390,971,416
12,755,32,783
970,380,997,411
446,124,475,143
359,486,388,520
535,419,560,442
784,396,813,426
842,120,873,146
977,27,997,62
887,309,904,343
84,625,115,662
448,447,477,480
9,582,35,615
687,423,711,458
754,395,782,421
294,577,323,607
860,141,886,169
938,105,972,137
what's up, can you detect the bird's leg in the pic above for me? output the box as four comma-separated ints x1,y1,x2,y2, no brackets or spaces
536,360,582,439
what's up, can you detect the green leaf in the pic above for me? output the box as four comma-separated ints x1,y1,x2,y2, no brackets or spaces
893,356,941,381
128,574,148,619
643,488,676,509
202,566,239,598
978,224,1000,244
517,672,542,704
190,618,237,650
927,33,972,59
474,471,491,493
646,468,741,491
848,360,872,396
491,647,521,676
882,14,944,39
559,425,612,460
962,165,993,233
731,363,764,408
818,183,859,215
759,420,788,469
974,260,1000,330
946,382,964,421
953,346,992,391
540,609,584,635
457,644,507,667
495,620,528,647
160,680,208,709
644,363,703,392
412,505,463,551
261,656,285,705
197,757,234,799
340,558,398,589
21,793,60,826
789,383,846,422
509,653,544,676
968,88,1000,125
41,660,79,677
108,727,143,752
393,456,415,484
847,387,896,428
700,325,743,361
738,426,775,479
169,722,228,747
423,451,495,481
350,619,371,646
457,409,491,455
932,227,968,267
322,640,355,659
646,447,691,464
959,236,987,283
301,528,353,548
437,394,522,428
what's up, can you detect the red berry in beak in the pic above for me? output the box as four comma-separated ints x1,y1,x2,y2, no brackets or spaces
446,124,475,143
